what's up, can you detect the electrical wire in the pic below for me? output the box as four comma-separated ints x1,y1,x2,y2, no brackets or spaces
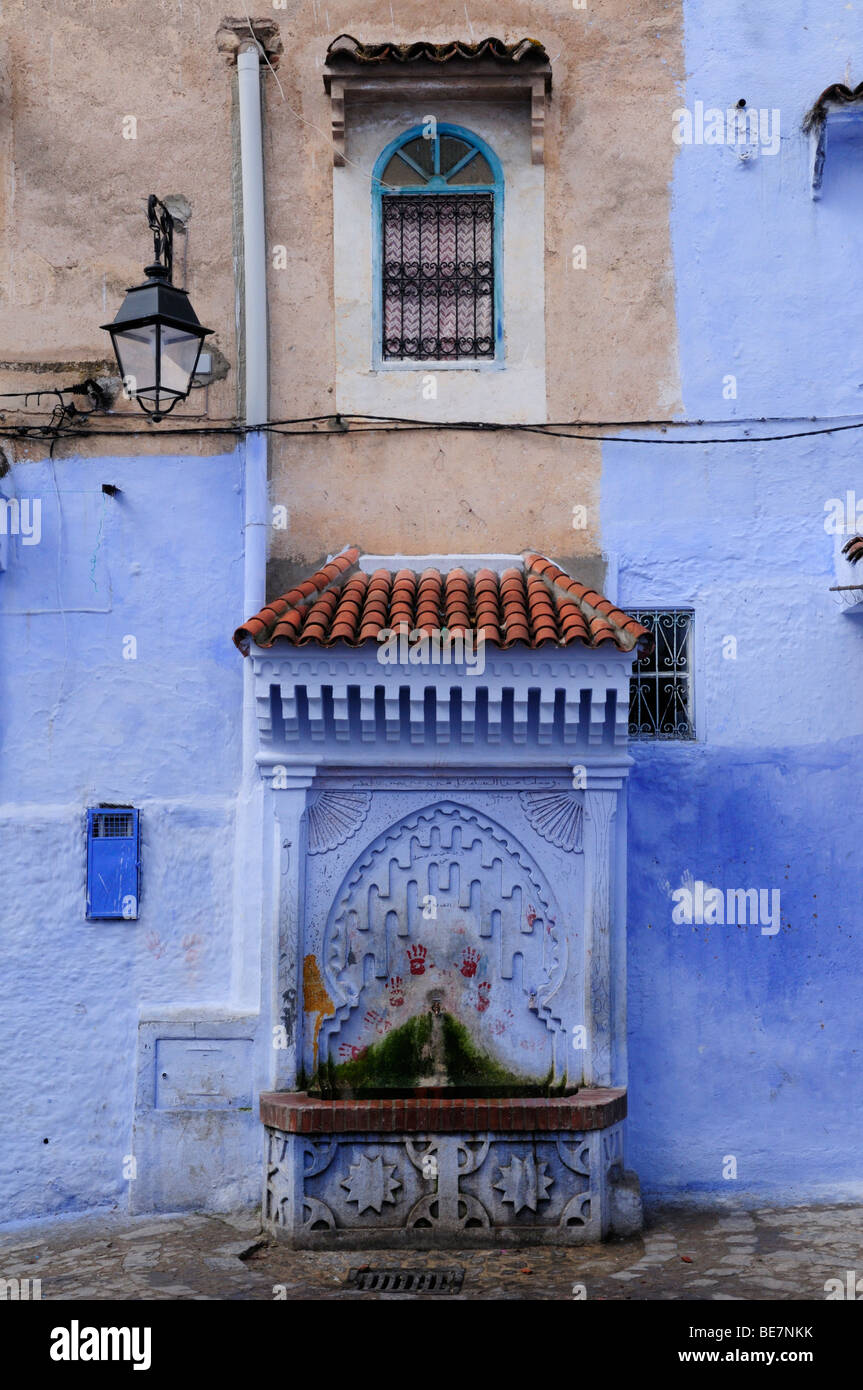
3,411,863,447
0,379,106,406
3,398,863,432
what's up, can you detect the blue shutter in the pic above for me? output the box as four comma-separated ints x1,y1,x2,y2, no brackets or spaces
86,808,140,919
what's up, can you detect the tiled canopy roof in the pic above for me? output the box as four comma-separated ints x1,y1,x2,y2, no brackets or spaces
234,550,650,655
325,34,549,66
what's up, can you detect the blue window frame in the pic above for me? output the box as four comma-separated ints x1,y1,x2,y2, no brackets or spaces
86,807,140,919
372,124,504,368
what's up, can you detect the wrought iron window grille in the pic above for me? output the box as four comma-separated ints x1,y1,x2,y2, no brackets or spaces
628,609,695,740
382,194,495,361
374,125,502,365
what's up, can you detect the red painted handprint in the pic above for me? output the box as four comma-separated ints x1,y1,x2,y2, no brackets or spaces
182,932,203,965
407,944,427,976
388,975,405,1006
460,947,480,978
476,982,492,1013
364,1009,391,1035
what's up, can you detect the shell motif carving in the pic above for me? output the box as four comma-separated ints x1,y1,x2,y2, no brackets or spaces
519,791,584,853
306,791,371,855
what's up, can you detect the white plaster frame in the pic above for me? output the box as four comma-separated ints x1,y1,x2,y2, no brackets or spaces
332,99,547,423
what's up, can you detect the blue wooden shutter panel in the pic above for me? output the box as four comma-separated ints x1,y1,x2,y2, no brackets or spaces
86,808,140,919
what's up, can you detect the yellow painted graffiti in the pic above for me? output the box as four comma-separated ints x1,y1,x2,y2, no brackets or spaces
302,954,333,1068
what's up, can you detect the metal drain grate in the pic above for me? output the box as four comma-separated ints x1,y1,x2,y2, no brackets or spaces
346,1266,465,1294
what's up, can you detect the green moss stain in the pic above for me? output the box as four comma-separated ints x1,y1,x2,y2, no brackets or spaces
318,1013,433,1096
439,1013,534,1089
312,1010,563,1098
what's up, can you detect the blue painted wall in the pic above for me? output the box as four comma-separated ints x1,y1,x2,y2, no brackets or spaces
0,448,244,1222
604,1,863,1202
4,3,863,1227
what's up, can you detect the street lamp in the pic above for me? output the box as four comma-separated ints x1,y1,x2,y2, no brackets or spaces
102,196,213,422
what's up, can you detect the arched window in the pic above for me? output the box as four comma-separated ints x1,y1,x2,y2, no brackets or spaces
373,124,504,365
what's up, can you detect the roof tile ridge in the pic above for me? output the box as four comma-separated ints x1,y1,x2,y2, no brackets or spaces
233,544,360,654
325,34,549,64
522,550,647,651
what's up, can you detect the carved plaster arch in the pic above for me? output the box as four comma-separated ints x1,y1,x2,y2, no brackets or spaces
313,800,567,1073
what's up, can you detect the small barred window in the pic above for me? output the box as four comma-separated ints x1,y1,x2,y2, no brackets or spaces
91,811,135,838
628,610,695,740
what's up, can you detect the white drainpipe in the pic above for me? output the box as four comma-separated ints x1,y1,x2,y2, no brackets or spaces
238,41,268,607
233,41,269,1013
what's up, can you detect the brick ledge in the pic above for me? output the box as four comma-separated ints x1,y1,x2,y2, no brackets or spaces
260,1088,626,1134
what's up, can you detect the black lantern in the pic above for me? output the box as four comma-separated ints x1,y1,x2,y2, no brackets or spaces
102,196,212,422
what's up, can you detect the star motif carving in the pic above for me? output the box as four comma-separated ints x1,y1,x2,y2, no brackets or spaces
493,1155,554,1213
340,1153,402,1214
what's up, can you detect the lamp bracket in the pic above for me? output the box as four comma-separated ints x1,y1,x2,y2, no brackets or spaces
146,195,174,283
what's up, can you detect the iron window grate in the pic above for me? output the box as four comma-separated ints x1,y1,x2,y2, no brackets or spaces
628,609,695,740
91,811,135,838
382,193,495,361
346,1266,465,1294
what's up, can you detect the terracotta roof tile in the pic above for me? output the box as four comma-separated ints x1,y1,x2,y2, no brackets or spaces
233,548,652,655
842,535,863,565
325,34,550,67
804,81,863,132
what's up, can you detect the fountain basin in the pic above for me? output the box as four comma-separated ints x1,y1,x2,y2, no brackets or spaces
261,1088,641,1248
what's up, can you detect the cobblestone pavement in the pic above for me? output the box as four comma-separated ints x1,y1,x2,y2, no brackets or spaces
2,1203,861,1300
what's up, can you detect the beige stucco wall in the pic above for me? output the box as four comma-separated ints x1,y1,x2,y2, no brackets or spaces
0,6,239,456
0,0,683,567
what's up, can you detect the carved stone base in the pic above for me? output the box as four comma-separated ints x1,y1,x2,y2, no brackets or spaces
262,1093,640,1248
